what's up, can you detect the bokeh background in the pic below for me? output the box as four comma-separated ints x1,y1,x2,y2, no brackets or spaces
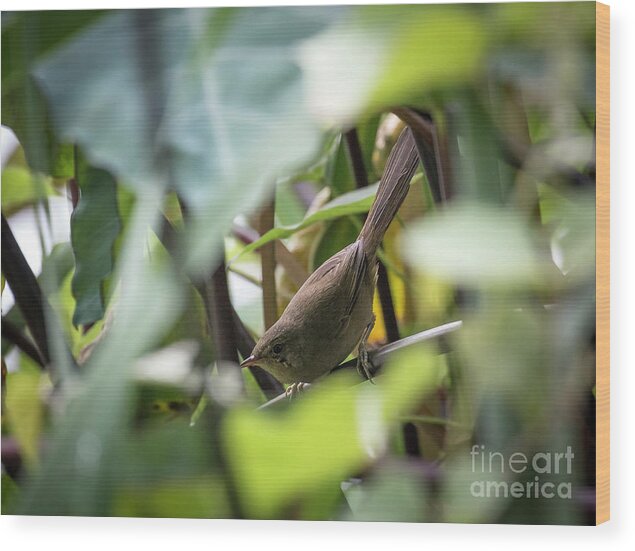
2,3,597,523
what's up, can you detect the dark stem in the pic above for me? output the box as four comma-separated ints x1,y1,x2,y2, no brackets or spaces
344,127,400,343
231,309,283,398
393,107,449,205
1,215,50,366
376,262,400,342
257,199,278,330
158,214,283,398
1,318,45,368
206,253,241,372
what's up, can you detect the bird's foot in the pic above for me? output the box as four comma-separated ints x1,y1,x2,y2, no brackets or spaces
356,345,375,383
285,382,311,400
357,317,376,383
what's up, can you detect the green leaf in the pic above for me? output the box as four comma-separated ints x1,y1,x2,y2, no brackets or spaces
233,182,378,261
0,166,55,215
70,156,121,327
4,356,47,469
342,462,428,522
310,216,358,271
299,5,487,124
19,186,187,515
403,202,555,287
223,348,441,518
2,11,105,175
1,471,20,514
446,90,513,203
32,8,346,273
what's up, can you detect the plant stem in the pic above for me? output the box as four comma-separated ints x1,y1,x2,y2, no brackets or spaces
1,318,45,368
393,107,449,204
158,214,283,398
1,215,50,366
257,198,278,330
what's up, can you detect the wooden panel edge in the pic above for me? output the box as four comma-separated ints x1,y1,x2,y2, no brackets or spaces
595,0,610,527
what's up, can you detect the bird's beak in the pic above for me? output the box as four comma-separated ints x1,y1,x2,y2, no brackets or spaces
240,355,258,368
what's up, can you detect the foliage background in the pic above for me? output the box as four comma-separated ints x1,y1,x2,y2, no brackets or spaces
1,2,597,524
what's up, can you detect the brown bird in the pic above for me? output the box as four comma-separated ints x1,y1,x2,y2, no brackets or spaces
241,127,420,395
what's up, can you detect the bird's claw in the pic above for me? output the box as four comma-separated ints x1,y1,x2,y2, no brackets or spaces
356,344,375,383
357,317,376,383
285,382,311,399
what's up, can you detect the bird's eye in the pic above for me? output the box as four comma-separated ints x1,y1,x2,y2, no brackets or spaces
272,343,283,355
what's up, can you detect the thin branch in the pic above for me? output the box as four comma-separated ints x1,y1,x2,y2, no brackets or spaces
345,127,400,343
1,318,45,368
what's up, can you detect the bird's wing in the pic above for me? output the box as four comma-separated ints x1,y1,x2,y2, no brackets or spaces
337,241,369,319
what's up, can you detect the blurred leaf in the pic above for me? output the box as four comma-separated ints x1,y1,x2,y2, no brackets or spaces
1,471,20,514
70,157,121,327
4,356,47,468
234,183,378,260
274,180,309,227
457,306,549,425
539,186,595,279
2,11,104,175
300,5,487,124
0,166,55,215
403,202,549,287
446,91,513,203
342,462,427,522
19,188,187,515
32,8,347,273
223,348,441,518
113,476,230,519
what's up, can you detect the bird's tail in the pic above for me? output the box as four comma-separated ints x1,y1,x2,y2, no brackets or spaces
358,127,419,257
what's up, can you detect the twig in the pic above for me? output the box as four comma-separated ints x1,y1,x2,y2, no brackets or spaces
344,127,400,343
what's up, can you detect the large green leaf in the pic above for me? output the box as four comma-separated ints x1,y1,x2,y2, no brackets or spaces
32,8,346,271
19,187,187,515
299,5,487,124
70,156,121,327
223,348,442,518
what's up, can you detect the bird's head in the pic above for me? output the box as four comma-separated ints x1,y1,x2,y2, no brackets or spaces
239,324,302,383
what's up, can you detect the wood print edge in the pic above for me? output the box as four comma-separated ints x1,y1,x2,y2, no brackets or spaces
595,0,610,526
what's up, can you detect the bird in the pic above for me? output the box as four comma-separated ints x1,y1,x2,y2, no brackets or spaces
240,127,420,395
